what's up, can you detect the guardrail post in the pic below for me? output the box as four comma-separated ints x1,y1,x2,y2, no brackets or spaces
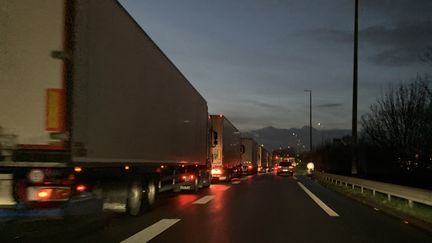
372,190,375,196
352,184,354,189
408,200,413,208
361,187,364,193
387,194,391,201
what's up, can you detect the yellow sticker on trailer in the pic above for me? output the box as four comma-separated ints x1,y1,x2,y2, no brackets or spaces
46,89,65,131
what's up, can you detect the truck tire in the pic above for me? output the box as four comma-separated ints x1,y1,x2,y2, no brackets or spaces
143,180,157,211
202,174,211,188
127,180,143,216
191,176,199,193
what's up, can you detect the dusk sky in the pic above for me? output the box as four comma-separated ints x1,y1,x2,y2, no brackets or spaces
120,0,431,131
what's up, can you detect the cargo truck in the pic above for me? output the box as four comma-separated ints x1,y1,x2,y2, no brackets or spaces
0,0,211,216
257,145,270,173
210,115,242,182
240,138,259,175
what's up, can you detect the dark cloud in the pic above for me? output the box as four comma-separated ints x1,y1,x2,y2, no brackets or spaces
309,21,432,67
309,28,352,44
362,21,432,66
362,0,432,22
318,103,343,108
246,100,289,111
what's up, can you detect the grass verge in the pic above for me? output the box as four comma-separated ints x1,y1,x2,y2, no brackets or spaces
316,176,432,232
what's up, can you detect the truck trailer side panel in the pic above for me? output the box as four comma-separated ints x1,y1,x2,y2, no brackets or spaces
72,0,208,164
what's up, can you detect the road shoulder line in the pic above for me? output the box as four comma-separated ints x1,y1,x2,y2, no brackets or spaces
298,182,339,217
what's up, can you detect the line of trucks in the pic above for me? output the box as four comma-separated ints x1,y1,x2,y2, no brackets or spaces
0,0,272,217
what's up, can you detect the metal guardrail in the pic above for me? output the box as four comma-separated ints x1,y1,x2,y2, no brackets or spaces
314,171,432,208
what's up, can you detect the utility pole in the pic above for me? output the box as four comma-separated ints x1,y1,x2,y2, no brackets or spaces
304,90,312,152
351,0,359,175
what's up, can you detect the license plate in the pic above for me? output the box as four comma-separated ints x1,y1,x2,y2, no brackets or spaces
282,169,288,172
180,186,191,190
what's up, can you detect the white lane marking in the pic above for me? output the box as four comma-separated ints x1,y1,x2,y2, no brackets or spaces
193,195,215,204
297,182,339,217
293,176,298,180
121,219,180,243
231,180,241,184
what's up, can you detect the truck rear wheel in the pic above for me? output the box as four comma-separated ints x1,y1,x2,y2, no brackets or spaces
143,180,157,210
127,180,143,216
191,176,199,193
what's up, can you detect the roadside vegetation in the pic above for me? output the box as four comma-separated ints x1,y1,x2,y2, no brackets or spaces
309,74,432,189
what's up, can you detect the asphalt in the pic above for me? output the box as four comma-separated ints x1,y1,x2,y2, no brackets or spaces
1,173,431,243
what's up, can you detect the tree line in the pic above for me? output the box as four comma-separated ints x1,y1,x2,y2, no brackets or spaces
310,52,432,188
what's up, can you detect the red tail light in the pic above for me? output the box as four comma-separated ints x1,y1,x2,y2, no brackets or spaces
27,187,71,201
190,175,195,180
248,165,253,169
76,184,87,192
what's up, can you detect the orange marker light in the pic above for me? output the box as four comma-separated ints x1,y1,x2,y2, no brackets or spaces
125,165,130,170
37,189,52,200
74,167,82,172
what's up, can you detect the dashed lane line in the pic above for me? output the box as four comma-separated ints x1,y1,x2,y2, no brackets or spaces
297,182,339,217
193,195,215,204
121,219,180,243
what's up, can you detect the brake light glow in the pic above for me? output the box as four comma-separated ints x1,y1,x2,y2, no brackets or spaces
37,189,52,200
248,165,253,169
190,175,195,180
211,169,221,175
76,184,87,192
27,187,71,201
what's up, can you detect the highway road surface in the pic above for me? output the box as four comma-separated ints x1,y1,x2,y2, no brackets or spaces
1,173,431,243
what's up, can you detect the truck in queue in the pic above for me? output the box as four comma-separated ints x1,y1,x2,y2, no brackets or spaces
240,138,259,175
257,145,271,173
0,0,211,216
210,115,242,182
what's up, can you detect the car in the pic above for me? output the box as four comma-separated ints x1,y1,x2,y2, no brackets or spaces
276,161,294,176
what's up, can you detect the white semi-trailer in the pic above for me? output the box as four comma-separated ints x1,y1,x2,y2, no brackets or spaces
241,138,259,175
210,115,242,182
0,0,211,216
257,145,271,173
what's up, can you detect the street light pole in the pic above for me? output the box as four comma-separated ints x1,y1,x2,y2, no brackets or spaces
304,90,312,152
351,0,359,175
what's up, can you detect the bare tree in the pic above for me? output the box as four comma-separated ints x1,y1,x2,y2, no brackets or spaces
361,76,432,172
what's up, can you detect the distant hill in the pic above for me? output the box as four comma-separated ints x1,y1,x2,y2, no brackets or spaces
241,126,350,152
